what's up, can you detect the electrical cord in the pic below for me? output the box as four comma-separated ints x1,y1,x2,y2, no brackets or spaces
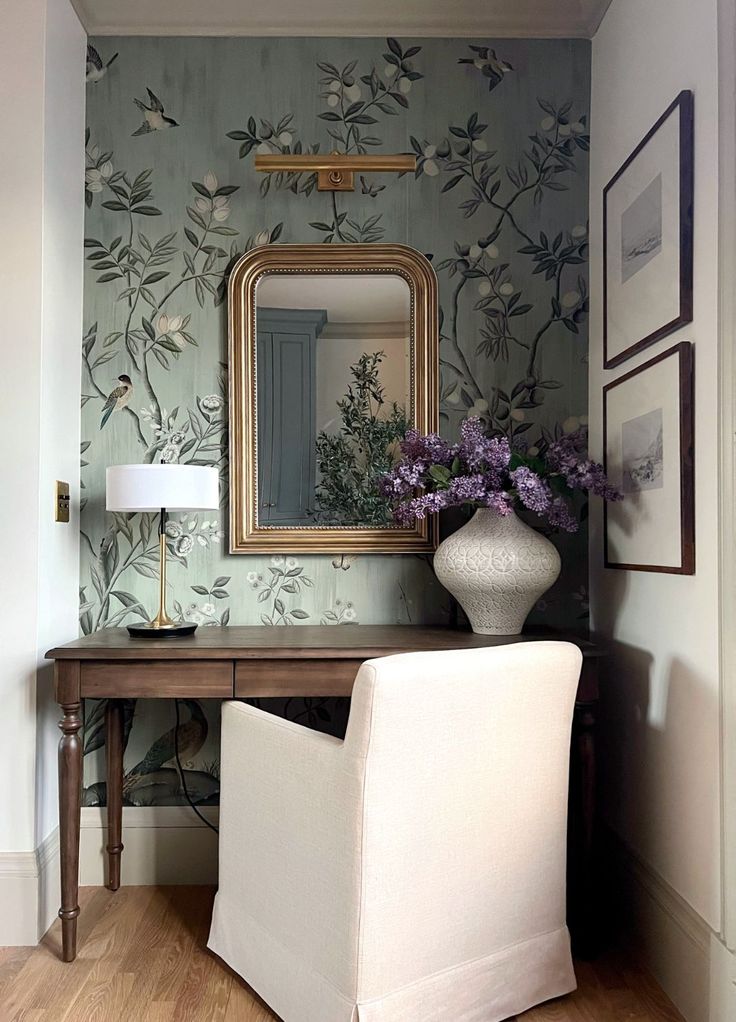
174,698,219,834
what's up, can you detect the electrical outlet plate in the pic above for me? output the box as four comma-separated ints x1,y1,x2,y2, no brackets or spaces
55,481,70,523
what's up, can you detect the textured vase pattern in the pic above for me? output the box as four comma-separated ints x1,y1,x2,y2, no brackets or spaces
433,509,562,635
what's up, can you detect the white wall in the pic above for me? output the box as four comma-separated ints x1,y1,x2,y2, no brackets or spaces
316,332,408,433
0,0,46,860
36,0,86,846
589,0,722,1012
0,0,85,942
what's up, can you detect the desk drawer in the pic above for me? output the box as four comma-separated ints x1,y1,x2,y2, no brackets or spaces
81,660,234,698
235,659,359,698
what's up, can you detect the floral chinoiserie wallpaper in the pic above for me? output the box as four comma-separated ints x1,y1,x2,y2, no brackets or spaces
81,36,591,807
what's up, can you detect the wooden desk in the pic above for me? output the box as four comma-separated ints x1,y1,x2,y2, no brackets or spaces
46,625,603,963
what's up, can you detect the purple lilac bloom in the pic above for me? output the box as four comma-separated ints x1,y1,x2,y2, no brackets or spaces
378,458,428,500
564,460,622,502
482,491,514,515
393,490,449,524
457,417,511,478
383,418,620,530
445,473,491,504
547,429,623,501
510,466,552,513
547,496,579,533
399,429,455,467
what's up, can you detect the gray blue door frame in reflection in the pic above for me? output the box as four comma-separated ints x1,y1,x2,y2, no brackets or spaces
257,308,326,524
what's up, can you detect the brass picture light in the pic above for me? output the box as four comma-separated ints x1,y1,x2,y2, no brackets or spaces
254,152,416,192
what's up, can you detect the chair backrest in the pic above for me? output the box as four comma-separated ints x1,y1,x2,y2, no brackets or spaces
343,640,582,1000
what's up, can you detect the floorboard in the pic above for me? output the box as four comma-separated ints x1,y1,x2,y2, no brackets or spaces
0,887,686,1022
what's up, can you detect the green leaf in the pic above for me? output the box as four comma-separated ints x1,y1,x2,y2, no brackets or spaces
133,562,159,579
190,585,209,595
187,207,208,230
291,609,309,619
428,464,451,486
442,175,464,193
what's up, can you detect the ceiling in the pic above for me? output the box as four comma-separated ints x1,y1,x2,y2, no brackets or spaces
257,274,410,323
72,0,613,38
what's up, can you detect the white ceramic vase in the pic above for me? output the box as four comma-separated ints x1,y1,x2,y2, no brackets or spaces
433,508,561,635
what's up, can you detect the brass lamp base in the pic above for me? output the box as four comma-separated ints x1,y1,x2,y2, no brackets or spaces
127,621,198,639
126,508,199,640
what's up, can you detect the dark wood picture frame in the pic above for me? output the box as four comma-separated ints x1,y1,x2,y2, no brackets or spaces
603,90,694,370
603,341,694,574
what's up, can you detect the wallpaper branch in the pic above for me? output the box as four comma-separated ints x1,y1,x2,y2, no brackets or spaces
81,36,591,806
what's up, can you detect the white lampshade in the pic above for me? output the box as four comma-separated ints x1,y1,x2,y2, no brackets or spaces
106,464,219,512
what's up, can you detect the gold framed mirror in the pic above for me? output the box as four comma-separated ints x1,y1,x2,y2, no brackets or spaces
229,244,438,553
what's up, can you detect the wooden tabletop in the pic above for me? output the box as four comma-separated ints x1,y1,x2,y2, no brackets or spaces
46,624,602,661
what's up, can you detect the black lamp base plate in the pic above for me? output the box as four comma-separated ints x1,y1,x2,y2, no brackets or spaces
126,622,198,639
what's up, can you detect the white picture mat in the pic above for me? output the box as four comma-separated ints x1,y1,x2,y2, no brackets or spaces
605,351,682,567
606,109,681,362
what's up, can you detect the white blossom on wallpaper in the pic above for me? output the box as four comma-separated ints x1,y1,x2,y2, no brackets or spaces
80,36,590,806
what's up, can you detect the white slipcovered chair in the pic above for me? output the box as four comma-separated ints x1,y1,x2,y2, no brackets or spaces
208,641,582,1022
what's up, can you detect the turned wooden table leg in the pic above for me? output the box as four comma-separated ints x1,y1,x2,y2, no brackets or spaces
105,699,124,891
58,696,83,962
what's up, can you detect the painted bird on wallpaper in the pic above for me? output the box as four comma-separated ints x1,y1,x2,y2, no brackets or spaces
132,89,179,136
126,700,208,780
100,374,132,429
86,43,118,84
458,46,513,92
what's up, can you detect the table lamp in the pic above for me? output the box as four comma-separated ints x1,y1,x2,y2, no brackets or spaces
106,463,219,638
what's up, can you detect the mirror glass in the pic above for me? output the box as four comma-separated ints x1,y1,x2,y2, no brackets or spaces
255,272,412,528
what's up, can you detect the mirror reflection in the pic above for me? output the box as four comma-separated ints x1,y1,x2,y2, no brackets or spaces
255,273,411,528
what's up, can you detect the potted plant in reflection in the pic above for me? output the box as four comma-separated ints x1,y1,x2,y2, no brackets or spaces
315,351,408,526
379,417,622,634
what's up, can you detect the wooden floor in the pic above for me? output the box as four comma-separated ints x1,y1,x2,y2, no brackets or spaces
0,886,684,1022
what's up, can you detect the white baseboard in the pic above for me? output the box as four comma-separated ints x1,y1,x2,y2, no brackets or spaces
80,806,219,886
710,934,736,1022
0,828,59,946
0,809,218,946
609,832,713,1022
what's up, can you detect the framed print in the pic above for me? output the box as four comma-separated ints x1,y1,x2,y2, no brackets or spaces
603,90,693,369
603,341,694,573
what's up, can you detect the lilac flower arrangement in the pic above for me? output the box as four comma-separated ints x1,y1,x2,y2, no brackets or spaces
379,417,622,532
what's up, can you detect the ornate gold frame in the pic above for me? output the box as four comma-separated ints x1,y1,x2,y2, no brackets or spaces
229,244,438,553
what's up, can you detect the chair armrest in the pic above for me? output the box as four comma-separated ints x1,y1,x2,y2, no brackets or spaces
216,700,364,992
223,698,344,757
